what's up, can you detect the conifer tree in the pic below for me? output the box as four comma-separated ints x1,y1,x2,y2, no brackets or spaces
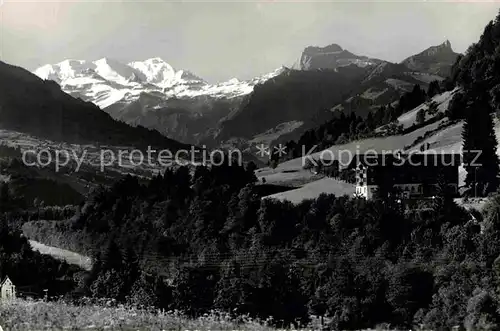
366,112,375,131
416,109,426,125
462,92,499,196
100,238,124,272
0,183,10,213
427,80,442,99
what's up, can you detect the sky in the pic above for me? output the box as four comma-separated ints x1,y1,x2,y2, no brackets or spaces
0,0,499,83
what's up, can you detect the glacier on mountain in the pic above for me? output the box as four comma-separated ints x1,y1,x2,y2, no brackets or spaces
34,57,287,109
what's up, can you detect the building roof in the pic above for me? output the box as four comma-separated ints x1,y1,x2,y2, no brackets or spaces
0,276,13,287
348,152,462,168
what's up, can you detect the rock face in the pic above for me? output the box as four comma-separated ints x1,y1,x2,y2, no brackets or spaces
297,43,382,70
401,40,459,77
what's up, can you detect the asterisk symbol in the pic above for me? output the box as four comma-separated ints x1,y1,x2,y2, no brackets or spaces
255,144,270,157
273,144,287,157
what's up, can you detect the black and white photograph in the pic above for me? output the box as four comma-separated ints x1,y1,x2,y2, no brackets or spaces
1,0,500,330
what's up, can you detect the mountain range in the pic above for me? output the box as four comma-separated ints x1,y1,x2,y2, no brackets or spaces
31,41,458,150
0,39,460,163
34,57,287,108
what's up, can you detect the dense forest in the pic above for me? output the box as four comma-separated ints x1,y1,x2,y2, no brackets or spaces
0,219,82,298
0,145,84,209
0,179,82,299
445,11,500,122
18,158,500,330
445,11,500,196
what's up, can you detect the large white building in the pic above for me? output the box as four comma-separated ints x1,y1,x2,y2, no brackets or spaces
353,153,460,200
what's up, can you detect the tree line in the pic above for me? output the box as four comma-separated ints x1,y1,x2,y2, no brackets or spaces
446,11,500,196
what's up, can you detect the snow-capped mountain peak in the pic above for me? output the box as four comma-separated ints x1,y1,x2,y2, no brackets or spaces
93,57,145,85
34,59,89,83
175,69,205,83
128,57,180,88
253,66,287,82
34,64,60,82
33,58,287,110
226,78,240,85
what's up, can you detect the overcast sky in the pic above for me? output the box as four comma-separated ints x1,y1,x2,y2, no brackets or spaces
1,0,499,83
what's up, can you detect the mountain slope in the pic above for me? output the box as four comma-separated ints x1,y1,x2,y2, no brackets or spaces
217,44,443,147
0,60,188,150
216,65,369,142
401,40,459,77
104,94,244,146
450,16,500,94
260,88,465,203
260,26,500,204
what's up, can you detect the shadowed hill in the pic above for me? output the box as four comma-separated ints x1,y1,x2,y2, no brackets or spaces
216,66,368,141
0,61,189,151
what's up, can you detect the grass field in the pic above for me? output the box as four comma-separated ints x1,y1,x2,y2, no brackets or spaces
263,177,355,204
396,88,458,129
0,299,410,331
0,299,325,331
256,168,322,187
257,87,500,204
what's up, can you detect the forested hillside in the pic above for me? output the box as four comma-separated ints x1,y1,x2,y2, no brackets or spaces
18,154,500,330
0,189,82,299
